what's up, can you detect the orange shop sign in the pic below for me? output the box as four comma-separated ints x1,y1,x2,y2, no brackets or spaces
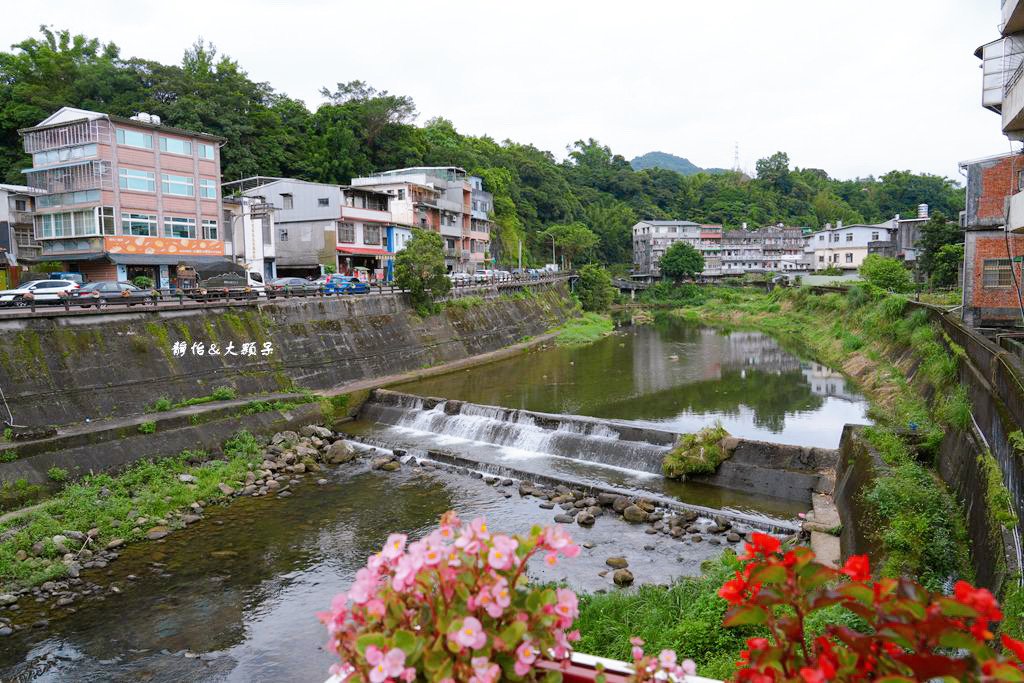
104,236,223,257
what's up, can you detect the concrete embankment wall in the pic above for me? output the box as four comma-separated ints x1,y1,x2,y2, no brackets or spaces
0,281,576,430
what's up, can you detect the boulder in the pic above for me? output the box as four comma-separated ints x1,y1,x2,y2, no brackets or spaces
576,512,596,527
300,425,333,439
553,514,575,524
146,526,170,540
622,505,648,524
726,532,742,543
325,440,357,464
380,461,401,472
597,492,619,507
636,499,656,513
612,569,634,587
217,483,235,496
611,496,631,514
605,556,629,569
271,431,299,446
713,515,732,531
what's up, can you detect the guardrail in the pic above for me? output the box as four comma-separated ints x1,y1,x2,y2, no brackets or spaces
0,274,568,318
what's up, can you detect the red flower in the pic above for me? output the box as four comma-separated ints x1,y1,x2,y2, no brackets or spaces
746,638,770,651
719,574,748,605
799,667,827,683
740,532,782,560
840,554,870,582
954,581,1003,622
1004,634,1024,663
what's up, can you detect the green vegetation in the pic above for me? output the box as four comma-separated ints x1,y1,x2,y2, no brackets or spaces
2,427,11,441
46,467,68,483
238,398,305,415
918,212,964,286
132,275,154,289
394,229,451,315
660,242,705,282
859,254,912,293
638,282,707,307
575,264,615,313
137,421,156,434
662,424,730,478
150,397,173,412
445,296,485,310
148,387,237,412
979,451,1019,528
0,430,263,589
551,312,613,346
541,222,599,268
0,479,44,513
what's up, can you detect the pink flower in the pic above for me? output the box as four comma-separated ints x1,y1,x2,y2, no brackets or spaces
555,588,579,625
450,616,487,650
469,656,500,683
400,668,416,682
423,546,443,566
382,533,407,560
681,659,697,676
366,598,385,618
515,641,538,676
383,649,406,678
471,517,490,540
561,542,581,559
544,552,558,566
658,649,677,669
487,534,518,570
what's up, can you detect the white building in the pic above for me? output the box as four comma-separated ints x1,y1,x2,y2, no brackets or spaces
810,221,894,270
222,195,277,281
631,220,723,278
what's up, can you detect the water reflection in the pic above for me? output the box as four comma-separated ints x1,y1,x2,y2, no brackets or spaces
395,318,869,448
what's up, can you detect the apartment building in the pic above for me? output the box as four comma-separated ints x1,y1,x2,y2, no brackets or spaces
0,184,44,287
19,107,225,287
721,229,764,275
631,220,722,278
964,1,1024,326
718,226,805,274
351,167,492,273
808,221,894,270
222,195,277,281
225,177,395,279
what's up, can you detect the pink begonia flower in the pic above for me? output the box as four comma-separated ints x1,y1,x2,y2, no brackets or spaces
400,668,416,682
658,649,677,669
515,642,538,676
365,645,384,666
450,616,487,650
555,588,579,623
382,533,407,560
383,649,406,678
681,659,698,676
470,656,500,683
487,534,518,570
455,531,480,556
561,542,581,558
470,517,490,540
544,552,559,566
423,546,443,566
365,598,385,618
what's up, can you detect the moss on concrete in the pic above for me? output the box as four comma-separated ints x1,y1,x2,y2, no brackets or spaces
662,424,731,478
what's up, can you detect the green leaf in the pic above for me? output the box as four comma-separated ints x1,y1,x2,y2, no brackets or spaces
392,629,423,662
838,583,874,605
749,564,787,585
543,670,563,683
723,605,768,627
355,633,386,656
499,621,527,648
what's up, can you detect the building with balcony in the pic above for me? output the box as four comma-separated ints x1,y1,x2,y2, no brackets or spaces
721,229,765,275
351,167,492,273
18,107,226,287
630,220,722,279
0,184,44,287
225,177,396,280
808,221,894,271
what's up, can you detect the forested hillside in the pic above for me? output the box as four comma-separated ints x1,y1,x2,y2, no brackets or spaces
0,29,965,265
630,151,727,176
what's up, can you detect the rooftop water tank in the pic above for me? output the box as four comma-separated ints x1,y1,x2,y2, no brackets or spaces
917,204,929,219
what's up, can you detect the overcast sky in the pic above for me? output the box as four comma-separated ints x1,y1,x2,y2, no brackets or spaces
1,0,1012,181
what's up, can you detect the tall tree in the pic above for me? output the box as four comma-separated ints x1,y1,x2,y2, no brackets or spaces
916,212,963,279
394,229,451,313
541,222,599,269
659,242,705,282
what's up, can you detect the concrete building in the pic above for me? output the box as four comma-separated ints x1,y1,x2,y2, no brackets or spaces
385,225,413,281
224,177,396,280
222,195,277,281
351,167,492,273
19,107,225,287
631,220,722,278
809,221,894,271
719,226,805,274
721,229,764,275
0,184,44,287
761,226,805,271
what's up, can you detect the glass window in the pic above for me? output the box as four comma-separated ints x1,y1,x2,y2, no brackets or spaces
845,253,853,263
122,212,157,237
202,219,218,240
160,137,192,155
116,129,153,149
199,179,217,199
364,225,381,245
983,258,1013,287
199,143,215,160
397,189,405,200
318,197,329,207
99,206,115,235
871,232,879,241
278,228,288,242
845,233,853,242
282,194,293,210
163,216,196,239
338,222,355,243
119,168,155,192
161,174,194,197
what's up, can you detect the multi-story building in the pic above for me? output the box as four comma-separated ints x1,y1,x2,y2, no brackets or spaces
964,2,1024,326
19,107,225,287
225,177,395,279
631,220,722,278
222,195,277,281
808,221,894,271
760,225,805,271
0,184,44,287
351,167,492,273
385,225,413,281
721,229,764,275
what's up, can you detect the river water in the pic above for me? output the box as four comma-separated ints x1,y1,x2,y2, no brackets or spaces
0,317,868,681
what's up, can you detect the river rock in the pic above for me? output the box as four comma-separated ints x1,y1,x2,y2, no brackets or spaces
0,626,11,636
576,512,595,526
106,539,125,550
177,474,197,484
271,431,298,446
266,480,281,492
65,563,80,578
325,441,356,464
612,569,634,587
242,485,257,496
636,499,656,513
0,594,17,606
605,556,629,569
553,514,575,524
217,484,235,496
720,436,740,452
293,463,306,473
622,505,648,524
146,526,170,540
317,478,328,485
31,542,44,556
670,527,684,538
63,531,86,542
539,501,554,509
597,492,619,507
708,538,721,545
180,514,202,525
294,445,318,460
14,550,26,561
727,532,741,543
301,425,333,439
582,541,596,549
713,515,732,531
244,471,257,485
691,534,703,543
380,461,401,472
611,496,631,513
278,490,292,498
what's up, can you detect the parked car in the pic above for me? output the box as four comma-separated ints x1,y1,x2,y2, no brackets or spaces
0,279,79,307
448,272,471,285
473,269,494,283
323,274,370,295
72,281,154,307
267,277,321,296
495,270,512,281
312,274,330,286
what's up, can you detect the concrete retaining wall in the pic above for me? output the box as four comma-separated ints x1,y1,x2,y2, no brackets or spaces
0,281,576,430
692,440,837,503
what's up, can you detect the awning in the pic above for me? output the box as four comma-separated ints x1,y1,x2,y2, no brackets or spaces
336,246,394,256
107,254,229,266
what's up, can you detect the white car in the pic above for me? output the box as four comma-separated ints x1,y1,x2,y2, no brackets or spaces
448,272,471,284
0,279,80,307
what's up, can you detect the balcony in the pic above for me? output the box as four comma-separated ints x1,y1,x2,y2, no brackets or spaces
1005,0,1024,35
22,118,110,154
23,160,112,194
8,211,33,226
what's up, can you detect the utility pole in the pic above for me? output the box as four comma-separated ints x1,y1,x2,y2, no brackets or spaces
518,239,522,271
551,235,556,266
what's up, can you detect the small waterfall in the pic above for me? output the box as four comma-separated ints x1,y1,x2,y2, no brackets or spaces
361,392,672,474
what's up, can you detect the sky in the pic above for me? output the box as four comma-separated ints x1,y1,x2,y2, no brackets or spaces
0,0,1013,181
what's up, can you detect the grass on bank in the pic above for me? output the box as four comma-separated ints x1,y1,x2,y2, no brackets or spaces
550,312,613,346
0,430,264,591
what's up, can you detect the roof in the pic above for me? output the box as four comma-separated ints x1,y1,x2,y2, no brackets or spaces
336,246,393,256
0,183,43,195
19,106,225,142
635,220,702,227
958,150,1024,168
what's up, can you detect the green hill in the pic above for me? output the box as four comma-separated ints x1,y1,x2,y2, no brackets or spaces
630,151,728,176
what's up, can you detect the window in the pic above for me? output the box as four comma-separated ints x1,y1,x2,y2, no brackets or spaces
199,143,215,160
982,258,1013,287
338,222,355,243
397,189,405,200
278,228,289,242
364,225,381,245
37,189,101,208
14,199,27,211
845,233,853,242
99,206,115,235
845,253,854,263
163,216,196,239
160,137,192,155
116,129,153,149
33,143,97,166
871,232,879,241
122,212,157,237
199,179,217,199
119,168,155,192
282,194,293,210
161,174,194,197
202,219,218,240
318,197,330,207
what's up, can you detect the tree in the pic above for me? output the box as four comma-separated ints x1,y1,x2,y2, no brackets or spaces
931,243,964,288
394,229,451,313
756,152,792,193
917,212,963,279
859,254,913,293
541,222,599,269
575,264,615,312
660,242,705,282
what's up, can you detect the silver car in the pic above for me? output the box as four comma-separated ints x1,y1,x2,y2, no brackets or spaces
0,279,80,307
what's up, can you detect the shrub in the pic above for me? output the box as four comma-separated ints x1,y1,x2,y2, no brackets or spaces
47,466,69,482
132,275,154,289
2,428,12,441
394,229,451,314
150,397,172,412
859,254,913,293
137,421,156,434
210,386,236,401
575,264,615,313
